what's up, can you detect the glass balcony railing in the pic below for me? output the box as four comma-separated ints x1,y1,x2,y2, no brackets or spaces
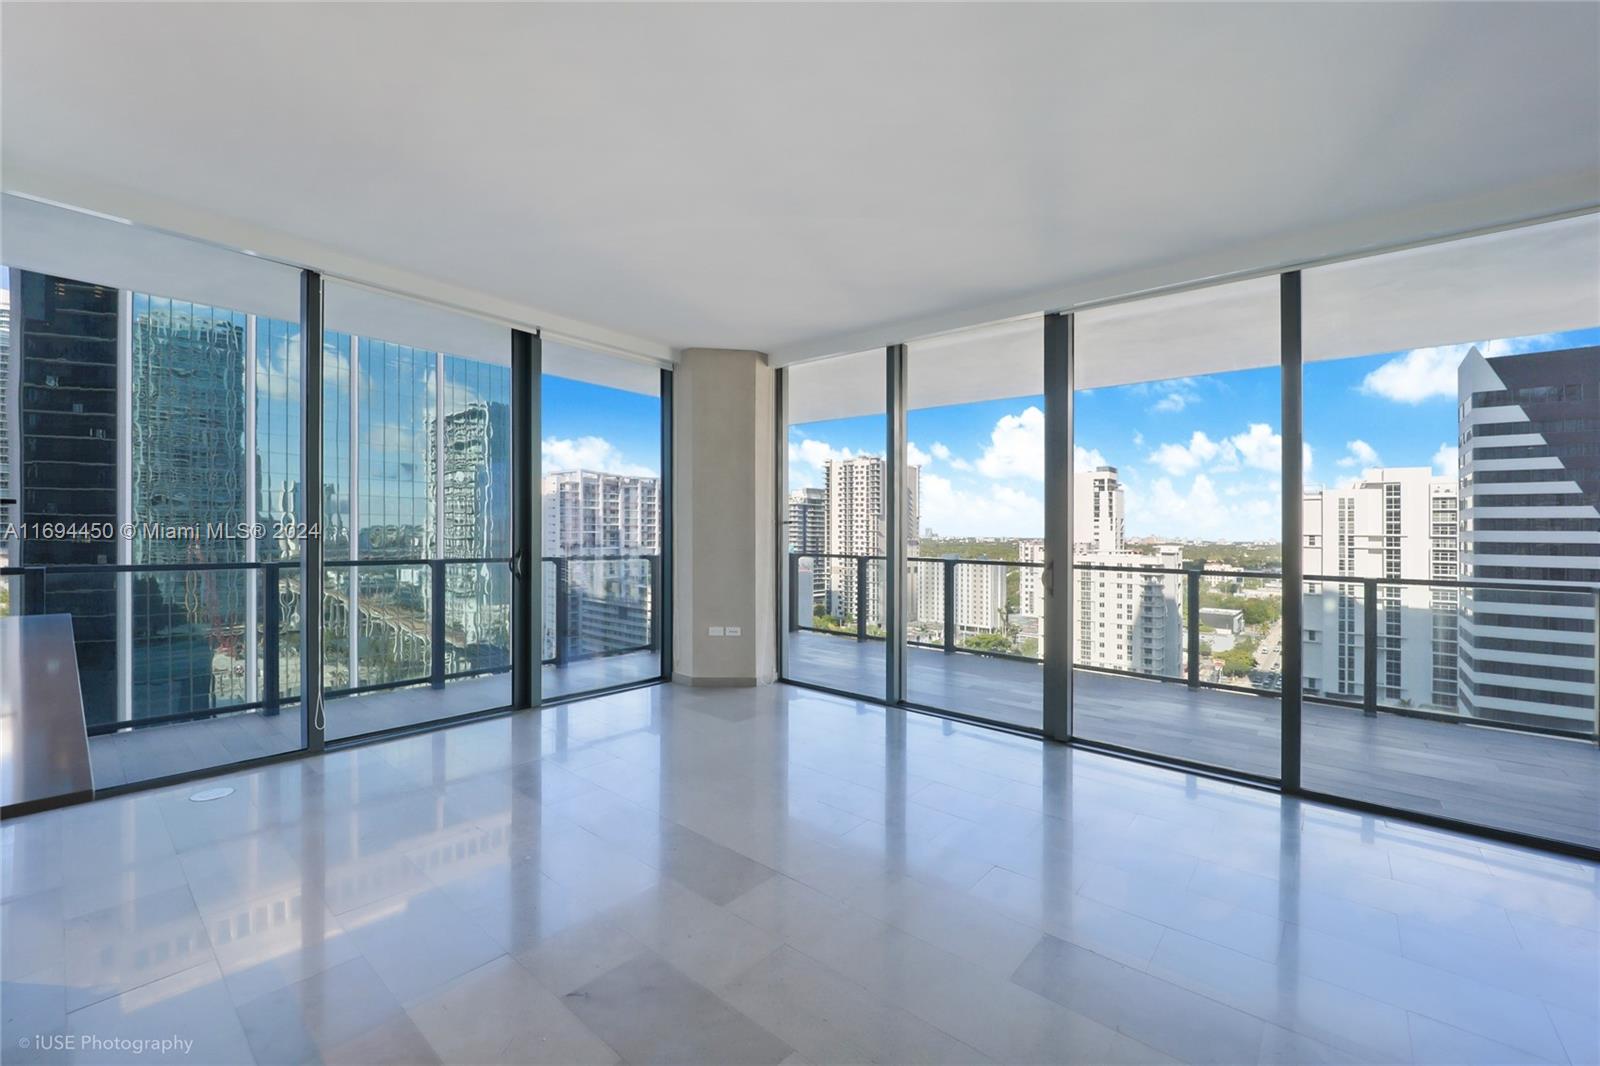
1,549,664,751
783,552,1600,743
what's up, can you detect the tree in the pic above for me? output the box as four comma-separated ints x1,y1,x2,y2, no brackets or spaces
1219,645,1257,677
1241,597,1281,627
961,632,1014,653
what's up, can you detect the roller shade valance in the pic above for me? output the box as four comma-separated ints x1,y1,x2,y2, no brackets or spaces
1,193,300,320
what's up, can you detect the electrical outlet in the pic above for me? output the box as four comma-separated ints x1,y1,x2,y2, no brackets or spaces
725,626,742,637
708,625,725,636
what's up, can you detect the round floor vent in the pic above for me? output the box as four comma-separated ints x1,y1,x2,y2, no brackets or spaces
188,786,235,802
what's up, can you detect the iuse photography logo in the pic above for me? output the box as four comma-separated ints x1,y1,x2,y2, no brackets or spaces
20,1035,194,1056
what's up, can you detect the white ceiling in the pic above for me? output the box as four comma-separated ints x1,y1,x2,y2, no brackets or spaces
3,3,1597,365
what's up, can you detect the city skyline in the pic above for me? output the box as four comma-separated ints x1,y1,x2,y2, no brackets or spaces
786,326,1600,541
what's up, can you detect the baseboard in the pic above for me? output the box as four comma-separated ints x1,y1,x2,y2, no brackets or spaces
674,674,760,688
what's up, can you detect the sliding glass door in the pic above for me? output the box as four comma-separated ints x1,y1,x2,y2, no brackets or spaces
902,319,1045,729
1300,215,1600,849
1069,278,1284,779
319,282,515,742
781,349,889,700
540,340,667,700
2,194,307,789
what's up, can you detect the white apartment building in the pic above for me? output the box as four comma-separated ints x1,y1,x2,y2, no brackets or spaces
912,556,1008,637
1456,346,1600,730
1017,537,1046,620
822,456,918,624
1301,467,1459,710
786,487,827,555
541,469,661,658
1075,544,1185,676
542,469,661,557
1074,466,1124,552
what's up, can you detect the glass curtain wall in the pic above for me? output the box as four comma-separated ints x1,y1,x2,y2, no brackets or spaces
1302,214,1600,849
321,281,514,741
0,194,305,788
1070,278,1284,778
903,318,1044,728
783,349,888,699
541,340,665,699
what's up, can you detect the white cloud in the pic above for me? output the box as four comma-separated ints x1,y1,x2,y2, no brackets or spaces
1131,431,1144,447
1229,423,1282,472
1129,473,1279,542
1362,336,1560,405
949,456,973,471
542,435,654,477
1432,443,1459,478
1142,377,1201,414
786,438,861,489
790,438,856,471
1360,346,1467,404
1336,439,1381,469
1075,445,1107,472
907,442,932,468
929,442,953,462
976,406,1044,481
1148,431,1233,477
918,471,1043,538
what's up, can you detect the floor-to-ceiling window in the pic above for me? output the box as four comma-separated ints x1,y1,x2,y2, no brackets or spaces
1302,214,1600,849
321,281,514,741
903,318,1044,728
782,349,889,699
541,340,666,699
1,194,306,788
1071,278,1284,778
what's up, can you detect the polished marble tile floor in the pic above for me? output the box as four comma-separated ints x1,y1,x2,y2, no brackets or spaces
3,682,1596,1065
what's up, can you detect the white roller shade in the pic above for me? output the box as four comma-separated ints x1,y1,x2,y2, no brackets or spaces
0,193,301,319
787,348,885,424
907,316,1042,408
1304,213,1600,362
543,338,662,395
325,278,509,366
1075,275,1279,390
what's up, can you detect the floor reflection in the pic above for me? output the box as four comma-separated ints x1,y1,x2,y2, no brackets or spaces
3,682,1595,1065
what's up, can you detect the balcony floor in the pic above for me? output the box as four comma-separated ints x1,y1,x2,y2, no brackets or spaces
787,630,1600,851
87,652,660,791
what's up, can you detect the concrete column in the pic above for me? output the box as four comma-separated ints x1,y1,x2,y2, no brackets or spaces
672,348,776,686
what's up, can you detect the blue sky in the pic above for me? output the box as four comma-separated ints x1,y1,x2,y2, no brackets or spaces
785,328,1600,542
542,375,662,478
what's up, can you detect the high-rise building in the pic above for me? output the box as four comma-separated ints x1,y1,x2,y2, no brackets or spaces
1074,466,1125,552
821,455,918,625
787,486,828,619
1017,537,1046,620
786,487,826,554
912,556,1008,637
1068,467,1183,676
542,469,660,557
541,469,661,659
1456,345,1600,730
14,270,120,722
1075,544,1185,676
430,391,512,670
129,295,250,716
1301,467,1459,709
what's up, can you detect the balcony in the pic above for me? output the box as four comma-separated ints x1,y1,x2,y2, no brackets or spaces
1,553,661,796
787,553,1600,850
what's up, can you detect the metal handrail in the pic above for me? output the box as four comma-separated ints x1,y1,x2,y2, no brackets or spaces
7,551,663,735
785,551,1599,742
